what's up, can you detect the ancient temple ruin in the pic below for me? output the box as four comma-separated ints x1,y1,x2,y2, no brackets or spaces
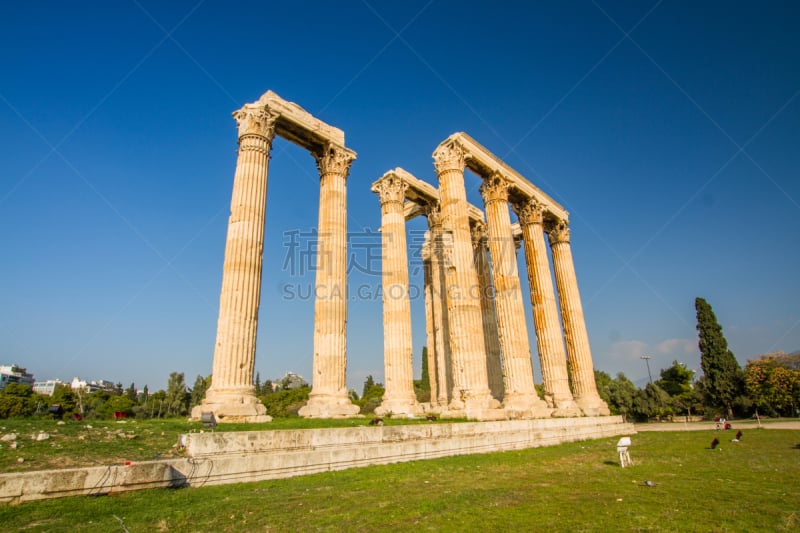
196,91,608,422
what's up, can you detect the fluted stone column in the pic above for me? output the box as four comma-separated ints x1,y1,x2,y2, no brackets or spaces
480,178,550,417
299,144,359,418
548,220,610,416
433,141,500,418
471,221,505,402
427,206,452,408
421,238,439,406
193,106,275,423
372,176,422,416
515,200,580,416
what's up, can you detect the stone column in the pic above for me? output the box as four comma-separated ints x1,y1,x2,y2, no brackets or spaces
432,141,500,418
299,144,360,418
470,221,504,402
421,237,439,406
548,219,610,416
480,177,550,417
427,206,452,408
193,105,276,423
515,200,580,417
371,175,422,416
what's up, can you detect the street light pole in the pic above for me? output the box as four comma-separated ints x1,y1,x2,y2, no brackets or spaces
641,355,653,384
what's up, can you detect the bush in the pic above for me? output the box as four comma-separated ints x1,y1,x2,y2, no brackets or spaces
260,387,310,417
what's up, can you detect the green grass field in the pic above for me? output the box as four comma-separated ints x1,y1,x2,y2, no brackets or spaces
1,425,798,532
0,417,462,473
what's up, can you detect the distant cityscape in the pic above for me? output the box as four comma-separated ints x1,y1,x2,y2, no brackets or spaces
0,364,308,396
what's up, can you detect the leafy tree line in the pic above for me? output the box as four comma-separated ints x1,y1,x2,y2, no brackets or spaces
597,298,800,421
0,371,209,420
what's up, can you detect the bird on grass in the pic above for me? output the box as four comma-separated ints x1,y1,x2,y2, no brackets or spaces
643,480,657,487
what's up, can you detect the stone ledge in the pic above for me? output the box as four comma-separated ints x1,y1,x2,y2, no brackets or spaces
0,417,633,504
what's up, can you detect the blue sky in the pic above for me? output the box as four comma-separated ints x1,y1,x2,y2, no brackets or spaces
1,1,798,392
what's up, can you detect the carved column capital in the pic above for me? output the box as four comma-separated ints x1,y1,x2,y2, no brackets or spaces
513,198,545,227
432,141,466,174
547,219,571,245
233,106,278,143
371,175,407,206
470,220,488,250
314,144,357,178
425,204,443,229
479,173,510,205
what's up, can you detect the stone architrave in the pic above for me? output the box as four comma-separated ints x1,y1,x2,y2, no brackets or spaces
371,175,422,416
480,177,550,417
547,220,610,416
299,145,360,418
432,141,500,417
470,221,504,402
427,206,453,408
421,237,439,406
514,199,580,417
193,106,276,423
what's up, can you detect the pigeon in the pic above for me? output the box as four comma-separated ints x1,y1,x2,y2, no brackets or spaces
643,480,657,487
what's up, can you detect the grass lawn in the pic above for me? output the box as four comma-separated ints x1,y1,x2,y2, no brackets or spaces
0,417,460,473
1,426,798,531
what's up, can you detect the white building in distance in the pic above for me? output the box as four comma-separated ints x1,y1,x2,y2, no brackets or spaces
0,365,35,390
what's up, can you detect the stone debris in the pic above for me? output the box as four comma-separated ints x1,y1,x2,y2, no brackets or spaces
34,432,50,441
1,433,18,442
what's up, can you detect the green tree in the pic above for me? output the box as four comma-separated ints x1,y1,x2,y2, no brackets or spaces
358,376,385,415
190,374,211,409
260,386,310,417
362,375,376,398
125,383,137,402
632,383,672,421
595,371,636,421
51,384,77,415
695,297,746,418
745,353,800,417
656,360,694,397
165,372,189,417
420,346,430,391
0,383,37,418
255,372,262,396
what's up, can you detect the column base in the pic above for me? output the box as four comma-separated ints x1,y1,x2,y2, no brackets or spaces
576,395,611,416
299,392,360,418
191,389,271,423
441,392,504,421
502,392,553,419
375,397,424,417
550,398,583,418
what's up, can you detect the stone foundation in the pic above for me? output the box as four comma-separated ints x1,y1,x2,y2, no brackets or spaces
0,417,632,503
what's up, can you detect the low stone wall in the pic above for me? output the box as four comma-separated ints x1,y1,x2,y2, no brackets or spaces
0,416,633,504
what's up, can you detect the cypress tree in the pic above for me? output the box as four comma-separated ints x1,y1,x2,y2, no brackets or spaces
420,346,431,391
695,297,745,418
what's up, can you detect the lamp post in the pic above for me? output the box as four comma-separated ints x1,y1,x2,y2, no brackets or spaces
641,355,653,384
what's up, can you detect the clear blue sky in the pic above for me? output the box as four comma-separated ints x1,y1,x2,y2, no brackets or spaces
1,1,798,392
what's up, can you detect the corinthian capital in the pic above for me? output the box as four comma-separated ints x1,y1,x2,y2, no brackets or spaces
371,175,407,206
425,203,443,229
479,173,510,205
547,219,571,245
470,220,488,249
233,106,278,140
432,141,466,174
315,144,357,178
513,198,545,226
